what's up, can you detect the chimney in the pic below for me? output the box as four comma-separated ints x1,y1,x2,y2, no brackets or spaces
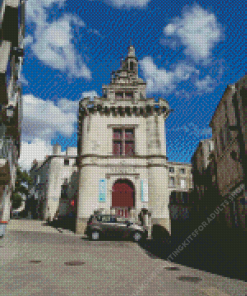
53,143,61,155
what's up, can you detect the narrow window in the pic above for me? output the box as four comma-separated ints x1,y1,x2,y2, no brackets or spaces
219,129,225,151
130,61,134,71
115,92,123,100
180,179,186,189
180,168,185,174
125,92,133,100
169,177,175,187
169,167,174,173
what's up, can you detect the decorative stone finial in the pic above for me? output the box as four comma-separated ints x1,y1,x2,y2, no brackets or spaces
128,45,135,58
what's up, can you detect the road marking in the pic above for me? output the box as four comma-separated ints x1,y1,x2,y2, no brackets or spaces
200,287,230,296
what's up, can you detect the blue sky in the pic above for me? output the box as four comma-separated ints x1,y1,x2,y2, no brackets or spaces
19,0,246,170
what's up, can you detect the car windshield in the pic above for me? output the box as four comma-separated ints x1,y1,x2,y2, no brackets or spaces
116,217,126,223
101,215,111,222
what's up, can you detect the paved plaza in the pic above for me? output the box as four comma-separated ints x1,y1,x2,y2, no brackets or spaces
0,220,246,296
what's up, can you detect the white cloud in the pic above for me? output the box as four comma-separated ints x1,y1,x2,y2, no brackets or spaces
102,0,150,8
19,74,29,86
200,127,212,137
163,4,223,61
81,90,99,100
19,138,53,171
26,0,91,79
168,123,212,138
195,75,214,92
22,94,79,143
19,94,80,170
26,0,66,24
139,56,198,94
24,35,33,47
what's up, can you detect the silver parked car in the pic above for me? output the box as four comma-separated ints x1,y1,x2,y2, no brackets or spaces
85,214,147,242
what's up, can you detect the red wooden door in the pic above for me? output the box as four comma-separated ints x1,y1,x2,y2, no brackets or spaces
112,181,134,217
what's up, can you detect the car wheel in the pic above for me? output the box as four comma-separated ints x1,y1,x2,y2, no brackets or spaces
91,230,100,241
133,231,142,242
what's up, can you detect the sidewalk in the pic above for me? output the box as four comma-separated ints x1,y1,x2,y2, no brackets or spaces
0,232,19,266
6,219,83,236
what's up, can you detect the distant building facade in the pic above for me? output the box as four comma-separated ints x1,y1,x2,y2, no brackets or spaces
167,162,193,220
167,161,193,194
29,145,78,221
0,0,25,236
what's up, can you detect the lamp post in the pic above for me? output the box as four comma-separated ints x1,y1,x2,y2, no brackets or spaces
6,105,14,119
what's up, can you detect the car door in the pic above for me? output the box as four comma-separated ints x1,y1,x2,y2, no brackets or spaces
114,217,130,238
100,215,116,237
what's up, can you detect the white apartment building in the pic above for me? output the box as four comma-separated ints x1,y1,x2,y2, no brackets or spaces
29,145,78,221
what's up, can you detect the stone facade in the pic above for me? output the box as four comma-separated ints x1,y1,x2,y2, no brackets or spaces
0,0,25,236
29,145,78,221
76,45,172,234
209,76,246,230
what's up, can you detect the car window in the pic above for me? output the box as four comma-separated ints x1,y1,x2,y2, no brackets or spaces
110,216,117,223
101,215,111,222
97,216,102,222
88,215,94,222
116,217,126,223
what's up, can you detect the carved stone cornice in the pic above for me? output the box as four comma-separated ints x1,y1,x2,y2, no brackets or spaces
79,97,170,118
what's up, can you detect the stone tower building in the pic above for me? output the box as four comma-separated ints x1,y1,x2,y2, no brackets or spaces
76,45,171,234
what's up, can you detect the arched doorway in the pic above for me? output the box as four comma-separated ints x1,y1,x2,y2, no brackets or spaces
112,179,135,218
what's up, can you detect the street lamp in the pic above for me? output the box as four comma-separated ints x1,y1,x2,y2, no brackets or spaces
6,105,14,118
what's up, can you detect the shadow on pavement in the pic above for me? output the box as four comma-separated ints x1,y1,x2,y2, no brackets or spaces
43,217,76,233
139,231,246,282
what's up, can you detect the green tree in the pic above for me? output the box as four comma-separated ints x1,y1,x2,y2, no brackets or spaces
11,166,33,209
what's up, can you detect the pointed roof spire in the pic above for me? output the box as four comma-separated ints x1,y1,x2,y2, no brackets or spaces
128,41,135,58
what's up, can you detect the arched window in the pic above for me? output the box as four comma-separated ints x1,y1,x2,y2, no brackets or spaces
130,61,134,71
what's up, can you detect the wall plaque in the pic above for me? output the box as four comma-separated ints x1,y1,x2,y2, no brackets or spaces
99,179,107,202
141,179,148,202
